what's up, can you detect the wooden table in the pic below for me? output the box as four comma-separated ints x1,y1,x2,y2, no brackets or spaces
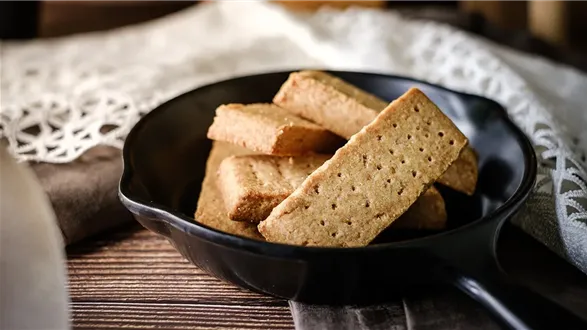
67,222,587,329
66,225,294,329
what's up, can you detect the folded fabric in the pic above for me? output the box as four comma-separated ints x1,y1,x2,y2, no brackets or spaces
29,146,134,245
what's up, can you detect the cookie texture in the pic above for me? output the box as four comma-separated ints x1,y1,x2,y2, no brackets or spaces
273,70,387,140
194,141,263,240
436,146,478,195
274,70,477,194
206,103,342,156
392,186,447,230
259,88,468,247
219,154,447,229
218,154,331,223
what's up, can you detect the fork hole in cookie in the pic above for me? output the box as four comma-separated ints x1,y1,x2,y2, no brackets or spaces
365,201,370,208
337,172,342,177
425,133,430,138
376,164,382,170
393,123,397,128
345,220,352,226
407,134,412,140
428,156,433,162
449,140,454,145
331,203,337,210
398,188,404,195
389,149,394,155
438,132,444,137
331,232,337,238
351,185,356,191
314,185,320,194
414,105,420,112
320,220,325,226
419,147,424,152
401,159,406,164
412,171,417,177
304,205,310,210
377,135,382,141
386,179,391,183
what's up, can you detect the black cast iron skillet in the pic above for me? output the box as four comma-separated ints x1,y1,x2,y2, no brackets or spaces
119,70,587,329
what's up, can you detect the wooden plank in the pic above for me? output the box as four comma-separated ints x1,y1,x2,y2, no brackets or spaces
71,302,293,330
67,222,587,330
528,1,569,47
67,224,293,329
459,1,527,30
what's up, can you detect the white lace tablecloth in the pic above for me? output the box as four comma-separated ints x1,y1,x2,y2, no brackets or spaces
1,2,586,274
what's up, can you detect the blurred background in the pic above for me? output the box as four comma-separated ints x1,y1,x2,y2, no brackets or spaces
1,1,586,72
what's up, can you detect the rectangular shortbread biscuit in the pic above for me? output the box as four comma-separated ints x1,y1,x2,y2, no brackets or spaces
435,146,478,196
194,141,263,240
219,154,447,230
274,70,387,140
259,88,467,247
218,154,331,223
274,70,477,195
206,103,342,156
392,186,446,230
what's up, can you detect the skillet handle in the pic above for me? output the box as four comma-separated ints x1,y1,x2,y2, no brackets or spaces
446,267,587,330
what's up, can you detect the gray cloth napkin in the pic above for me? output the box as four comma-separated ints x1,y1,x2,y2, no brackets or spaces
28,146,132,245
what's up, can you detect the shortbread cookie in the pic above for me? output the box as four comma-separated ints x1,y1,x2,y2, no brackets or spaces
392,186,446,230
273,70,387,139
218,154,331,222
436,146,478,196
219,154,447,229
194,141,263,240
206,103,342,156
273,70,477,195
259,88,467,247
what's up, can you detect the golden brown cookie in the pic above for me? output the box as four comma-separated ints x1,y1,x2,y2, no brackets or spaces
259,88,467,247
206,103,342,156
194,141,263,240
273,70,387,139
218,154,447,229
274,70,478,195
218,154,331,223
392,186,447,230
436,146,478,195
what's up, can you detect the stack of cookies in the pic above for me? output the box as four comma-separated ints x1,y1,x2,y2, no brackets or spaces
195,71,478,247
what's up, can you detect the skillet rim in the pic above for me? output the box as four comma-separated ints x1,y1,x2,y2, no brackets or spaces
118,69,538,256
